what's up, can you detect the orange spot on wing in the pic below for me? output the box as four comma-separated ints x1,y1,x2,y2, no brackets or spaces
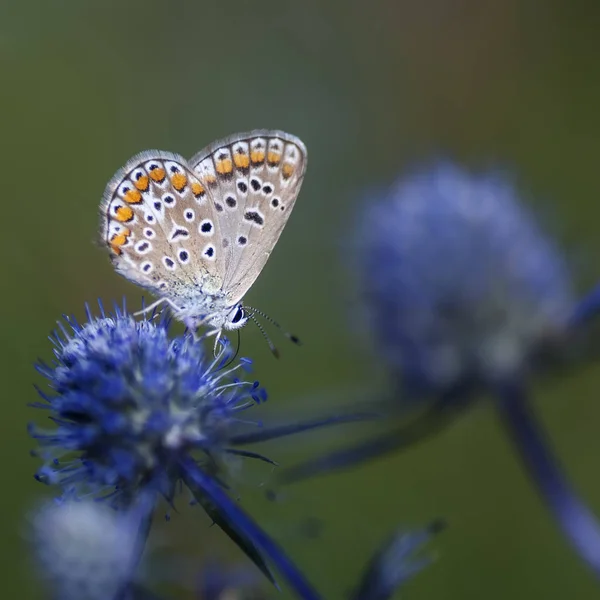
134,175,149,191
110,245,122,255
250,150,265,164
215,158,233,175
115,206,134,222
234,153,250,169
204,174,218,186
282,163,294,179
267,151,281,165
191,181,205,197
171,173,187,191
124,189,142,204
110,228,130,247
149,167,166,182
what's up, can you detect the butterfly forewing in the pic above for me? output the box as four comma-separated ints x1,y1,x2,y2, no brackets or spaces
100,150,226,298
189,130,307,304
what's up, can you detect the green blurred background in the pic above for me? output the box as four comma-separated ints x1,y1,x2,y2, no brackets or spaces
3,0,600,597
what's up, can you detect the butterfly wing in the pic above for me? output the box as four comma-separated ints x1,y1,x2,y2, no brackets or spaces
99,151,226,300
189,130,307,305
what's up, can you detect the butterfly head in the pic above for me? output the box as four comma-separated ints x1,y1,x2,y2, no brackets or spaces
224,304,249,331
180,302,248,334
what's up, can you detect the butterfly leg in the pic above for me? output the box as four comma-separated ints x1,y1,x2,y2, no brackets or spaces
212,330,223,357
191,328,211,343
134,298,181,319
187,325,222,355
133,298,168,318
183,314,215,342
193,328,221,354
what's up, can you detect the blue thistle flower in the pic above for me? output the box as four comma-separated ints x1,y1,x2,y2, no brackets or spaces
283,162,600,579
30,302,266,503
29,301,322,599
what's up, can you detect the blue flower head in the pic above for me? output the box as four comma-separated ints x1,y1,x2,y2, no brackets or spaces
29,499,147,600
358,163,574,391
30,302,266,504
29,302,330,599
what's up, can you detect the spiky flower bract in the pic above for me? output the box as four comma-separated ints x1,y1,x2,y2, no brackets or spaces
351,521,444,600
358,162,574,392
29,301,321,599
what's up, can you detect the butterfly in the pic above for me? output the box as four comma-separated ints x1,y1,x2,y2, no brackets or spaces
99,130,307,347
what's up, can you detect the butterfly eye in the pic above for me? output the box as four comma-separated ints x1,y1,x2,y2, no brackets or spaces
224,305,248,331
231,306,245,324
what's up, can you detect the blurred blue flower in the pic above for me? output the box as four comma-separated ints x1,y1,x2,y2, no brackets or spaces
29,498,152,600
29,302,322,599
283,163,576,482
358,162,574,392
284,161,600,580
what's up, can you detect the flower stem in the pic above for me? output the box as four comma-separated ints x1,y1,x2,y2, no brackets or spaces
180,457,321,600
494,381,600,578
115,491,157,600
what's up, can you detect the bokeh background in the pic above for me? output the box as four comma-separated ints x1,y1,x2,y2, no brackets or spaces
3,0,600,598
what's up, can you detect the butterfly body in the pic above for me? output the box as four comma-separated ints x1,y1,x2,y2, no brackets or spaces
99,131,307,338
168,292,247,333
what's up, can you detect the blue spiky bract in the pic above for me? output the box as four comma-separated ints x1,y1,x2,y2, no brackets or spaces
351,521,444,600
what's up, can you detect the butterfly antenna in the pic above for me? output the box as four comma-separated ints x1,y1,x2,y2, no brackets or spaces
246,306,302,346
248,313,280,359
